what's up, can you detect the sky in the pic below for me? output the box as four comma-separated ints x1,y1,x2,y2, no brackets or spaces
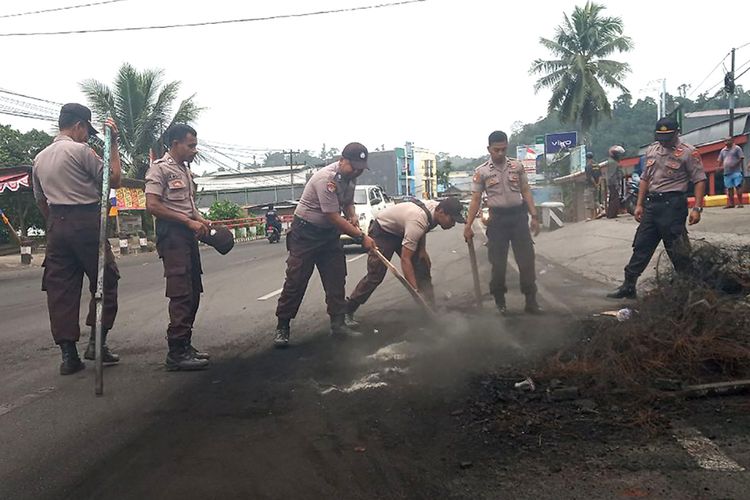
1,0,749,172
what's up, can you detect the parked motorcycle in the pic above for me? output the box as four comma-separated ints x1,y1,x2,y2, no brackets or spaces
621,173,640,216
266,223,281,244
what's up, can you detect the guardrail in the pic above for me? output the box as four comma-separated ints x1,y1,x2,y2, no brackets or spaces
208,215,294,242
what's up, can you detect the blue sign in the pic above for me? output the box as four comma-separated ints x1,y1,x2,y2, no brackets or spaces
545,131,578,154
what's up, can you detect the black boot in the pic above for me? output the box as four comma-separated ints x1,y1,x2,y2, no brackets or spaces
274,319,291,348
524,294,543,314
84,328,120,363
330,315,364,338
495,295,507,315
189,345,211,360
344,300,360,327
59,341,85,376
165,339,210,371
607,277,637,299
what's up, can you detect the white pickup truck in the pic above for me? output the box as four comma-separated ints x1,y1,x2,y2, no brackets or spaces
341,185,395,245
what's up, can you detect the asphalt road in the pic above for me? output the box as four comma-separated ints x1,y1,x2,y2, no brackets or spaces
2,226,750,499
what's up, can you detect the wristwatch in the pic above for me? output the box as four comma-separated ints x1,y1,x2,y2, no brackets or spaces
692,206,703,213
352,232,365,245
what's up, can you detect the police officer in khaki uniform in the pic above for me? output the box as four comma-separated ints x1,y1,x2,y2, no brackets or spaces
145,124,212,370
274,142,376,348
344,197,465,324
608,117,706,299
464,130,541,315
32,103,122,375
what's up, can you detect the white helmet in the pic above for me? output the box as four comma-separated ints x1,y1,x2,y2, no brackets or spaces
608,145,625,158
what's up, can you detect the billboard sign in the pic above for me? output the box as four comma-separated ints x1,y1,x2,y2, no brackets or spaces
545,131,578,154
516,144,545,184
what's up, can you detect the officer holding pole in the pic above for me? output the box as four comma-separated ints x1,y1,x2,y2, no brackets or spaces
32,103,122,375
463,131,541,315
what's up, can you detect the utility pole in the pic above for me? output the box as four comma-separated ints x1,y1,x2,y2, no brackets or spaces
284,150,300,200
727,47,737,138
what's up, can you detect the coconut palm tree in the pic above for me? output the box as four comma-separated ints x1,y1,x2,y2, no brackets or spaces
81,63,203,179
530,2,633,134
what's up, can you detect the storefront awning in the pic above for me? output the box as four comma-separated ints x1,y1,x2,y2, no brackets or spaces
0,172,30,194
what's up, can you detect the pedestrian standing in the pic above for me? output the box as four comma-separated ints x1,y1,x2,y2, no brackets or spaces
32,103,122,375
608,117,706,299
345,197,465,324
605,145,625,218
463,131,542,315
145,124,212,371
274,143,376,348
718,137,745,208
584,151,601,220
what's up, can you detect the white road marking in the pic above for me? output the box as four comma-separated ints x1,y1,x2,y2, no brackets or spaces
347,254,367,263
257,287,283,301
0,387,55,417
673,423,745,472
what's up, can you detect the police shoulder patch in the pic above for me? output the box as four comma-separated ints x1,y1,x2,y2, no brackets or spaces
472,172,481,183
691,150,701,158
646,158,656,167
326,181,337,193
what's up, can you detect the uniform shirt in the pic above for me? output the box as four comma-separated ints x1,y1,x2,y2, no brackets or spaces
642,141,706,193
376,200,438,252
295,162,356,227
471,158,526,208
32,134,104,205
144,152,199,219
718,144,744,174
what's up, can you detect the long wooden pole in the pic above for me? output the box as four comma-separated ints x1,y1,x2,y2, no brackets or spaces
372,248,437,320
467,238,482,308
94,128,112,396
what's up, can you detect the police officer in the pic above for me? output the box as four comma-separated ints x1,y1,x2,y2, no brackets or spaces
463,130,541,315
274,142,376,348
32,103,122,375
608,116,706,299
345,197,465,324
145,124,212,371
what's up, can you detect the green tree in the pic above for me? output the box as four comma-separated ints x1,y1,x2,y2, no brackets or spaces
206,200,242,221
0,125,53,238
530,2,633,134
80,63,203,179
436,160,453,187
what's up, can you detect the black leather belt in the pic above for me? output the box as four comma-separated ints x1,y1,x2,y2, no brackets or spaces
489,204,526,215
646,192,686,203
48,203,100,213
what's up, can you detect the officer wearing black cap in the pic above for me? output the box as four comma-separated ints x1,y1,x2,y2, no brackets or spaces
32,103,122,375
608,116,706,299
464,130,542,315
274,142,376,348
145,124,213,371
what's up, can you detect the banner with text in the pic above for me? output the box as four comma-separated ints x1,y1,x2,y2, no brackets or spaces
516,144,545,184
545,131,578,154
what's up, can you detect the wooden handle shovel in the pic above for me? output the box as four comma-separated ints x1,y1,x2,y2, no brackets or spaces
372,248,438,320
467,238,482,308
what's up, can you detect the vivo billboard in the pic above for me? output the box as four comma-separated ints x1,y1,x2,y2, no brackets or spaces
545,131,578,154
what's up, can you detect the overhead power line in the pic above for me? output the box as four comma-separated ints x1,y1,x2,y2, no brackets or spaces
0,88,62,106
0,0,127,20
687,52,730,98
0,0,426,37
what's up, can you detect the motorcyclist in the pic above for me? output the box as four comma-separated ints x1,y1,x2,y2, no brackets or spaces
265,204,282,236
